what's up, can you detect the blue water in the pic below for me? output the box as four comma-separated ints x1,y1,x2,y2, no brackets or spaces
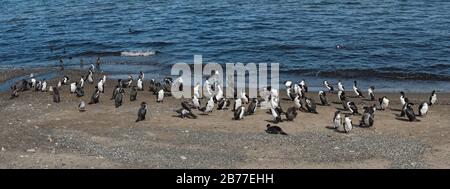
1,0,450,91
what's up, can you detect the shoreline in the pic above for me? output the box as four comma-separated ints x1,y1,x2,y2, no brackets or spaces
0,68,449,168
2,67,450,93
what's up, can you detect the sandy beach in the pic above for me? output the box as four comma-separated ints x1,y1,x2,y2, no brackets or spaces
0,69,449,169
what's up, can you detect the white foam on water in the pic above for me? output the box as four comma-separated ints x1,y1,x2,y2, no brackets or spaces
120,50,156,57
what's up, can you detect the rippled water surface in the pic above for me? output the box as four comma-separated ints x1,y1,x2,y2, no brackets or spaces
1,0,450,90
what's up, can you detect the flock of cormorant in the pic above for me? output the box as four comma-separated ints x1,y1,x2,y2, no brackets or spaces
9,64,438,136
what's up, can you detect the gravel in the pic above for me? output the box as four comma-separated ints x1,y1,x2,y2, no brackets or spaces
29,125,429,168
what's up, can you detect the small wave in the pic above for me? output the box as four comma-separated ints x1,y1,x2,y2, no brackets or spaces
120,50,156,57
68,50,158,57
70,51,122,57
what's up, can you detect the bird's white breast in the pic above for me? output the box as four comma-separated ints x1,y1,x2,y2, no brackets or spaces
271,108,278,117
239,107,245,118
345,118,352,131
334,115,341,128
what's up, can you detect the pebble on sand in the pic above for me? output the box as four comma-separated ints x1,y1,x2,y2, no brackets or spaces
26,148,36,153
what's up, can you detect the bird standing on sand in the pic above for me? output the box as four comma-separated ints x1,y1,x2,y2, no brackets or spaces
214,85,223,103
319,90,329,106
400,91,406,106
240,90,249,104
333,111,342,129
287,87,296,101
285,107,297,121
79,77,84,88
299,79,308,93
284,80,293,88
162,77,172,92
338,81,345,91
52,86,60,103
217,98,230,110
89,64,95,72
157,88,164,103
204,79,213,98
360,106,375,127
115,87,124,108
30,75,36,88
130,86,138,101
192,95,201,109
123,75,133,88
353,81,364,98
245,98,258,115
292,83,299,96
294,95,301,110
88,86,100,104
193,82,201,99
137,78,143,91
323,80,334,93
101,75,107,86
56,80,62,89
174,77,184,92
405,103,419,122
379,96,389,111
35,80,42,91
368,86,375,101
270,101,284,123
139,71,144,80
418,102,429,117
62,76,70,85
10,85,19,99
86,70,94,84
346,101,359,115
233,98,242,112
96,56,101,70
338,90,346,101
148,79,156,93
344,114,353,133
136,102,147,122
70,82,77,93
305,97,318,114
284,81,293,99
429,90,437,106
41,79,47,92
97,79,104,93
111,85,119,100
75,85,84,97
233,106,245,120
78,100,86,112
267,86,278,100
399,98,410,117
200,97,214,114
